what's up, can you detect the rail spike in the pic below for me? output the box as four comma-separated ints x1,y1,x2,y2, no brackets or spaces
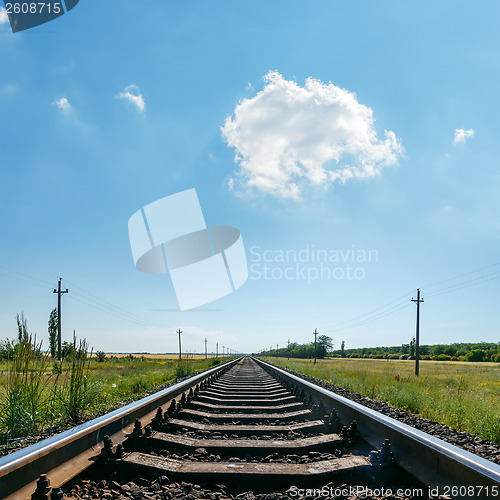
101,435,114,459
328,409,342,433
370,438,394,465
153,407,163,423
50,487,65,500
115,443,125,459
31,474,52,500
166,400,177,415
133,419,143,437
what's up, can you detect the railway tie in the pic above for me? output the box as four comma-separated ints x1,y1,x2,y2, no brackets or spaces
114,357,402,490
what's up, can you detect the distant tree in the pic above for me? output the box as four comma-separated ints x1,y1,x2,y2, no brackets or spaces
61,341,75,359
466,349,486,362
316,335,333,358
444,345,457,356
419,345,430,356
409,337,416,358
16,312,29,343
48,308,58,358
431,344,445,356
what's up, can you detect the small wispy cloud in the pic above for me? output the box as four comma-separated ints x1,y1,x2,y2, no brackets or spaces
53,97,71,111
116,84,145,113
3,84,18,94
0,7,9,25
454,128,475,145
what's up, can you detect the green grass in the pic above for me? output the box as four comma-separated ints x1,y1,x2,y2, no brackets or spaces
263,357,500,445
0,353,226,449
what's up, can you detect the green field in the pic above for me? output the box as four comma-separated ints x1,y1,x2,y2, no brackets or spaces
0,352,224,451
262,357,500,445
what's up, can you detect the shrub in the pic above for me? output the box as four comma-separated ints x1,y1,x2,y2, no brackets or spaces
432,354,452,361
174,360,193,378
466,349,486,362
95,351,106,362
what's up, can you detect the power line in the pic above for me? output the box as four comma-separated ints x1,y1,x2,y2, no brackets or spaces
66,289,167,329
0,267,54,290
322,301,412,334
424,271,500,299
319,290,414,332
66,294,163,330
419,262,500,291
319,262,500,335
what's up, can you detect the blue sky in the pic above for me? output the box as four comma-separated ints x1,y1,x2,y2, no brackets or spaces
0,1,499,354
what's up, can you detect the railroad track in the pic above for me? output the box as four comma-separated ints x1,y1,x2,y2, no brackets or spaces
1,357,499,499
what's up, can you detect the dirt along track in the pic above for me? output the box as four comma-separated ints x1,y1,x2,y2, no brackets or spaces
2,357,499,499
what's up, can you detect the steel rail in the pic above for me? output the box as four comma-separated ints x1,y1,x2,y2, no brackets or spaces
0,357,240,500
253,357,500,498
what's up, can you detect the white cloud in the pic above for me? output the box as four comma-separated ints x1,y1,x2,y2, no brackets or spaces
221,71,405,199
0,7,9,25
454,128,475,145
53,97,71,111
116,84,145,112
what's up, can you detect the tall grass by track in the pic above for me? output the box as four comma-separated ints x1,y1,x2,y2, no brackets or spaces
264,357,500,445
0,349,225,450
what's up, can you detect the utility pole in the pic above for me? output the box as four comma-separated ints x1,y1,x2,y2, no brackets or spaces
313,328,319,364
287,339,290,360
177,328,182,360
216,342,218,358
222,345,225,357
53,277,69,362
204,338,207,359
411,289,424,376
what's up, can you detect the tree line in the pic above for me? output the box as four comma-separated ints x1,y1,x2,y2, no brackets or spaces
257,335,333,359
332,341,500,362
